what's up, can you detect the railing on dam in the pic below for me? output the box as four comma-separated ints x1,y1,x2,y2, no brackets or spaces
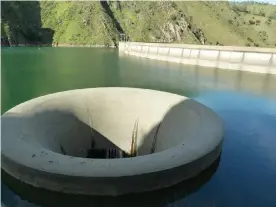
119,42,276,74
119,34,130,42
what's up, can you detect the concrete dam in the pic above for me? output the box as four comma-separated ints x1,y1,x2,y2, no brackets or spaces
119,42,276,74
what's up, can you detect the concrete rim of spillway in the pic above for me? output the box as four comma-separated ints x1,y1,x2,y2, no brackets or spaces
1,87,224,196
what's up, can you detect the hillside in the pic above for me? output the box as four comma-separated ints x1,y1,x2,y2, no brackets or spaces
1,1,276,47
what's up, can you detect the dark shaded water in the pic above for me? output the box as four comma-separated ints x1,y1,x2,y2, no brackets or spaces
1,47,276,207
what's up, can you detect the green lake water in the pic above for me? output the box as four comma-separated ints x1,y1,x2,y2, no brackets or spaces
1,47,276,207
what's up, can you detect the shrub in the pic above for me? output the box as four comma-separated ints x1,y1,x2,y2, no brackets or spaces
171,14,177,21
254,43,259,47
247,37,253,42
265,19,271,25
228,20,233,24
256,20,261,25
248,20,255,25
245,43,251,47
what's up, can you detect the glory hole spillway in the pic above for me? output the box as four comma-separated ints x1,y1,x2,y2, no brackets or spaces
1,44,276,207
1,87,223,196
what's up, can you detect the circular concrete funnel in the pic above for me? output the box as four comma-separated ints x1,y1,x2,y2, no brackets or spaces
1,87,223,196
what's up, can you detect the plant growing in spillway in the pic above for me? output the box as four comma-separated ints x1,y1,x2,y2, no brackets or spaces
151,121,162,154
130,118,139,157
60,144,67,155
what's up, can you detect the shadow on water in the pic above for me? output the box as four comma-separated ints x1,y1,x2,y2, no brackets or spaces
1,98,222,207
1,1,54,46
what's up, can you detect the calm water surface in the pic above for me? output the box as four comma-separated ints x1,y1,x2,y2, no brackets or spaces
1,47,276,207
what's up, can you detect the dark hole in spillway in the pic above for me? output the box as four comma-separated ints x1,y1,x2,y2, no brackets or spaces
85,144,131,159
59,134,132,159
51,112,143,159
83,117,142,159
31,110,139,159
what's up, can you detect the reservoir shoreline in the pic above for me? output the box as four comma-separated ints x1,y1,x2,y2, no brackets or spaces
1,43,117,48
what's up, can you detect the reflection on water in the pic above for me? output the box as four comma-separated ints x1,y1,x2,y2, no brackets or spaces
1,48,276,207
118,55,276,100
1,157,220,207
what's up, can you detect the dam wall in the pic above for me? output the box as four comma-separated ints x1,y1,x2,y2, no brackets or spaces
119,42,276,74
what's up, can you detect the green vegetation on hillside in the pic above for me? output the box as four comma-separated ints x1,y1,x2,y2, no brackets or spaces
1,1,54,45
1,1,276,47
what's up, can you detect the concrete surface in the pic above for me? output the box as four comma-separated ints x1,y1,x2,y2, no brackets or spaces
1,87,223,195
119,42,276,74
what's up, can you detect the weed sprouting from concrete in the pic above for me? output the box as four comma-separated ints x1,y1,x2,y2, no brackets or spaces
130,118,139,157
151,121,162,154
60,144,67,155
